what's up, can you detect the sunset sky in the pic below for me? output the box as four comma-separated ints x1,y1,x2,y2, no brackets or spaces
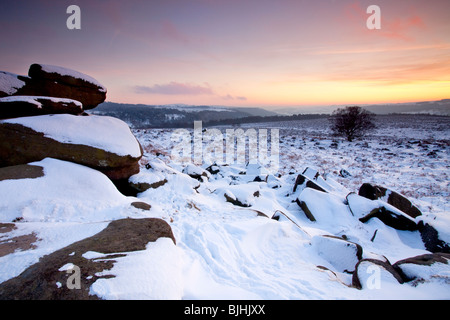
1,0,449,109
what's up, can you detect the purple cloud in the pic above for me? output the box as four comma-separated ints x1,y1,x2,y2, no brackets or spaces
134,82,214,95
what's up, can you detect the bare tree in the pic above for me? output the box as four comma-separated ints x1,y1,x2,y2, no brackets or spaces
329,106,376,142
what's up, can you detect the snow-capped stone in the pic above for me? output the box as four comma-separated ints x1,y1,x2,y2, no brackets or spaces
216,183,261,207
418,221,450,253
0,114,143,180
352,259,404,290
21,64,107,110
0,218,176,299
128,170,168,193
182,163,210,181
0,71,26,97
358,183,422,218
0,65,106,110
0,96,83,119
0,158,133,223
393,253,450,283
293,173,327,193
347,192,418,231
297,187,350,223
29,64,106,93
312,235,363,273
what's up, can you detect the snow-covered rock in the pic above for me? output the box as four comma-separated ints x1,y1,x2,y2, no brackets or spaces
1,64,106,110
0,158,135,223
297,187,351,224
358,183,422,218
215,183,261,207
0,71,26,97
393,253,450,284
26,64,106,109
182,163,210,181
128,170,168,193
0,114,142,180
0,218,177,299
347,192,418,231
352,259,404,290
0,96,83,119
29,64,106,93
311,235,363,273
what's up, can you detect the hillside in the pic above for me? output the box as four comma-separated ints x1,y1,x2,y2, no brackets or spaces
275,99,450,116
91,102,279,128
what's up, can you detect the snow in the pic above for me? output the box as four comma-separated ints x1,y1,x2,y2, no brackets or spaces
354,260,402,290
38,64,107,93
1,114,141,157
214,183,261,207
89,238,183,300
0,158,134,223
0,115,449,300
311,235,360,273
0,71,25,95
58,263,76,272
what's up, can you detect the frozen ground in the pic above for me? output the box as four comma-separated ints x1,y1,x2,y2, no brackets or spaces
1,114,449,299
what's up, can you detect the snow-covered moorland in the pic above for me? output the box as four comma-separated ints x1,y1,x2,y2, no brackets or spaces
1,114,449,299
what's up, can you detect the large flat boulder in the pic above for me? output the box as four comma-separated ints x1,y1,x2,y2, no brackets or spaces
1,65,106,110
0,96,83,120
0,163,44,181
0,218,175,300
0,114,142,180
24,64,107,110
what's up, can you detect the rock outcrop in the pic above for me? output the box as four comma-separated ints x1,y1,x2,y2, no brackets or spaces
1,64,107,110
0,114,142,180
0,63,142,181
0,218,175,300
0,96,84,120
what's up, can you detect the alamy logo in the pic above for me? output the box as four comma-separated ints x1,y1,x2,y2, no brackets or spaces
366,265,381,290
66,5,81,30
367,5,381,30
171,121,280,174
59,263,81,289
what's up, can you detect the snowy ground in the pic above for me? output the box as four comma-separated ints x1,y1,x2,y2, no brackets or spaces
1,115,449,299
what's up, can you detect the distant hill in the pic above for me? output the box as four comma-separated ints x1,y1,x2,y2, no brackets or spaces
90,102,279,128
275,99,450,116
90,100,449,128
